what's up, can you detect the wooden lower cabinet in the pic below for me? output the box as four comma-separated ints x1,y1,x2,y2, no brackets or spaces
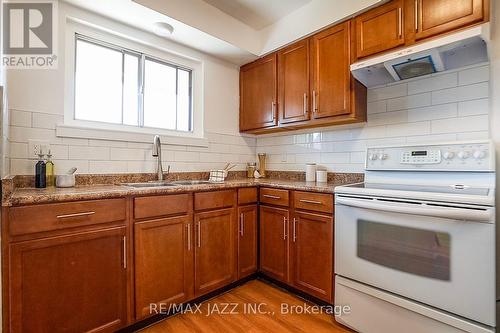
9,227,128,333
194,208,237,296
259,206,289,282
134,215,193,320
237,205,258,278
290,211,333,303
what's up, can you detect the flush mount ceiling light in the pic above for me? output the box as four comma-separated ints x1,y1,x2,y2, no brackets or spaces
153,22,174,37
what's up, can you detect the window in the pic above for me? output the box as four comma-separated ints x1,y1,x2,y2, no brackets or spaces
74,35,192,132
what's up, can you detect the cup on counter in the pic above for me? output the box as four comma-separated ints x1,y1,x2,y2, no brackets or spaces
316,170,327,183
56,174,76,188
305,163,316,182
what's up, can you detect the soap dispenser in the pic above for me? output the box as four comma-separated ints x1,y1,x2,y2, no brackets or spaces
35,153,46,188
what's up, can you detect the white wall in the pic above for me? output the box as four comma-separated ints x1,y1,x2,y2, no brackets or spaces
257,63,490,173
6,2,255,176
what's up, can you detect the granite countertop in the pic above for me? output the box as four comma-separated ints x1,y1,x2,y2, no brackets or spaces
3,177,362,207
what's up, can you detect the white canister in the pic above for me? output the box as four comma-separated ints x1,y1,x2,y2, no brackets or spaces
316,170,327,183
305,163,316,182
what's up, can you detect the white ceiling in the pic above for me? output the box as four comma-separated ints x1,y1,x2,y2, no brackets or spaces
202,0,312,30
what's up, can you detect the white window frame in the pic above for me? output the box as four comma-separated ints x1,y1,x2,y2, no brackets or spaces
61,19,206,146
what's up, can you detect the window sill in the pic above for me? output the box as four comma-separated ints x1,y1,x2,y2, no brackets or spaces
56,124,209,148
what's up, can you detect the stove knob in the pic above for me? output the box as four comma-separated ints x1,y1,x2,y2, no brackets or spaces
457,151,470,160
473,150,486,159
378,153,388,160
368,153,378,161
443,151,455,160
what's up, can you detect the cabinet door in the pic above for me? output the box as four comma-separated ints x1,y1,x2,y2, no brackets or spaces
354,0,405,58
238,205,258,278
9,227,128,333
310,21,351,119
240,54,277,131
194,208,236,296
291,211,333,303
413,0,487,41
134,216,193,320
259,206,289,282
278,39,310,124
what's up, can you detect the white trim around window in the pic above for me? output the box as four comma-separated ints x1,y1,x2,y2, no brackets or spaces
61,17,207,146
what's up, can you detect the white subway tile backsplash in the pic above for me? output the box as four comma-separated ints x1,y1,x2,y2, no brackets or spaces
458,98,489,117
458,65,489,86
367,100,387,114
407,104,457,122
407,73,457,95
69,146,110,160
431,82,489,105
10,110,32,127
387,93,431,111
10,142,28,159
32,112,62,129
431,115,489,134
367,83,407,102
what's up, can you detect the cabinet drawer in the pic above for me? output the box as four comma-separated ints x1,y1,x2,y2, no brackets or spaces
238,187,258,205
260,188,289,207
195,190,235,211
134,194,190,220
294,191,333,214
9,198,127,236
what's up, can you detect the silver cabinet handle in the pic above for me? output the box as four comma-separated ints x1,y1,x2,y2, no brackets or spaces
283,217,287,240
303,93,308,115
415,0,418,32
263,194,281,200
398,7,403,38
197,221,201,248
293,218,297,242
186,224,191,251
271,101,277,120
240,213,244,236
312,90,317,113
122,236,127,269
299,199,323,205
57,211,95,219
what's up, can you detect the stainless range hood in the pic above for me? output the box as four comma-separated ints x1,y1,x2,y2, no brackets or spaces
351,24,490,88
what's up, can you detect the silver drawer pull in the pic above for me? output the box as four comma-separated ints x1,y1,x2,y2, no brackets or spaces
56,211,95,219
263,194,281,200
299,199,323,205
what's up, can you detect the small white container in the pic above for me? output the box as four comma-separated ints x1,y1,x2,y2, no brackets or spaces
56,174,76,188
305,163,316,182
316,170,327,183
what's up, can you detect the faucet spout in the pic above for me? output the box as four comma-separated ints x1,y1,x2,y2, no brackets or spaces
152,135,163,181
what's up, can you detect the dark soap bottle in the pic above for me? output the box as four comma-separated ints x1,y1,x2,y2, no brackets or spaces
35,153,46,188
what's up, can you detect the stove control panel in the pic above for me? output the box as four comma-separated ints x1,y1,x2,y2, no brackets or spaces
366,141,494,171
400,149,441,164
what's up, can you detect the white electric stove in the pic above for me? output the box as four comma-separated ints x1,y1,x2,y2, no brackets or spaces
334,141,496,333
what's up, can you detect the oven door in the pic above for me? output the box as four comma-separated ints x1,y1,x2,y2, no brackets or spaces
335,194,496,326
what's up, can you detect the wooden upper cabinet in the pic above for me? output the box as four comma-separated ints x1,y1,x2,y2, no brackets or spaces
134,216,193,320
239,54,277,131
310,21,352,119
413,0,488,41
354,0,405,59
9,227,128,333
194,208,236,296
278,39,310,124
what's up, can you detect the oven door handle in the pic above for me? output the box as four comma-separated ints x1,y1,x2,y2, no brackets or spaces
336,196,493,222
